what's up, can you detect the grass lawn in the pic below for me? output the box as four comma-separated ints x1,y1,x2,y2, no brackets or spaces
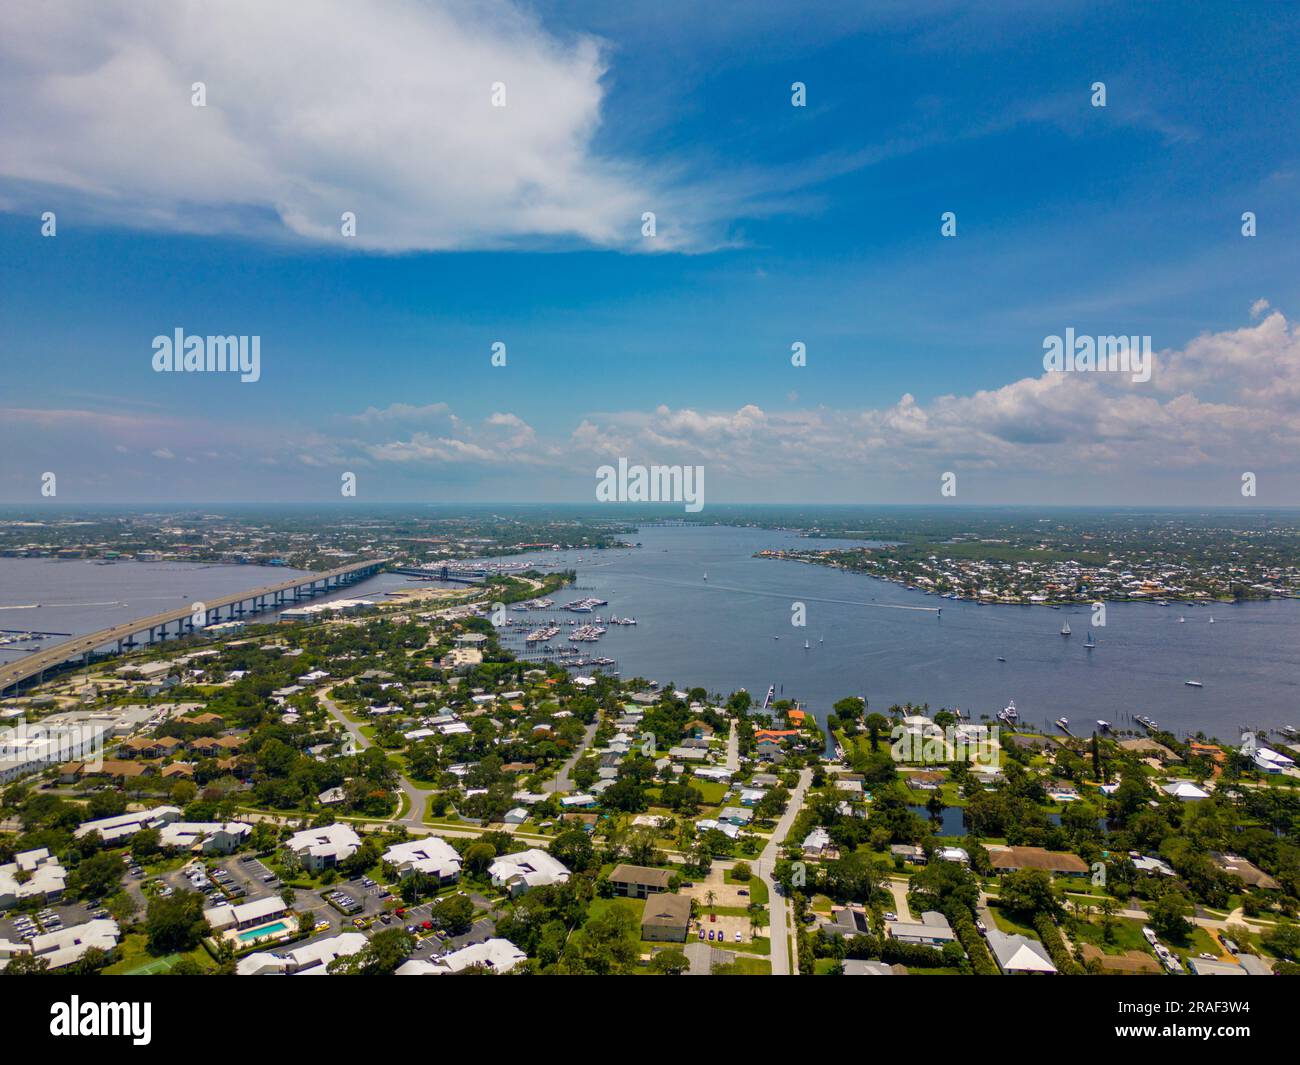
724,870,768,905
1070,916,1152,955
987,903,1038,938
590,896,645,922
719,955,771,975
103,933,217,975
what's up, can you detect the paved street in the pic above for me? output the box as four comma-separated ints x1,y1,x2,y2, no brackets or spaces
755,765,812,976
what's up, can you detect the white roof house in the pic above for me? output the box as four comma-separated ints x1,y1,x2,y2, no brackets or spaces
286,823,361,871
73,805,183,843
382,837,462,882
237,931,367,976
489,849,570,895
1163,780,1211,801
395,937,526,975
0,849,66,909
28,919,120,969
985,929,1058,974
205,894,288,932
802,827,832,856
157,821,252,854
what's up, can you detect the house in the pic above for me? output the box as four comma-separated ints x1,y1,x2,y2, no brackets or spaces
985,929,1058,974
1132,855,1175,877
935,846,969,865
890,844,926,865
1163,780,1211,801
717,806,752,826
887,911,957,946
986,846,1089,877
802,827,832,857
237,932,367,976
74,805,182,844
24,919,120,970
1213,853,1282,891
382,838,462,883
489,849,570,896
395,937,527,975
823,906,870,938
641,893,692,943
1252,747,1295,774
205,895,288,933
157,821,252,854
693,766,732,783
503,807,529,825
843,960,905,975
0,849,66,909
560,794,596,809
1119,737,1180,761
608,864,673,899
286,823,361,873
317,786,346,806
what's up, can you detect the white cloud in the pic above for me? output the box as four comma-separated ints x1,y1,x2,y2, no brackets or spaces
0,0,722,251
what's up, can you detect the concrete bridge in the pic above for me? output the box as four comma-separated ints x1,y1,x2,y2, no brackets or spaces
389,565,487,585
0,558,389,695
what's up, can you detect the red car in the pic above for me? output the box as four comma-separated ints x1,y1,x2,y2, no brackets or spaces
395,908,406,917
421,920,433,930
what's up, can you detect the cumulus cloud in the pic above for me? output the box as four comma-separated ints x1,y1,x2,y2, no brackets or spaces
0,0,726,251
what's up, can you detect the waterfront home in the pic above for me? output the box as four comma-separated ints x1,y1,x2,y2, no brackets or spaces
608,864,673,899
489,849,570,896
985,929,1058,974
641,894,692,943
286,823,361,873
1132,855,1176,877
888,911,957,946
935,846,970,865
986,845,1089,877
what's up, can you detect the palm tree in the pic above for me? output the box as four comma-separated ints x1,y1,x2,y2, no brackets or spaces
704,889,717,915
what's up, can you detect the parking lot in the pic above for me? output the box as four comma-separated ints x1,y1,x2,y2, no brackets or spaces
0,896,108,945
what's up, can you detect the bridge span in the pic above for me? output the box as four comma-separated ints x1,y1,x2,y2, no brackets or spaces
0,558,389,695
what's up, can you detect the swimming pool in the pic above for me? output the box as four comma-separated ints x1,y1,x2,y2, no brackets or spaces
238,920,289,942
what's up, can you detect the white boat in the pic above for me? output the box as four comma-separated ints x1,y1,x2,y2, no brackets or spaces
1185,680,1204,688
1084,631,1095,648
1055,717,1071,732
1208,616,1214,623
703,573,708,581
1096,719,1112,731
1060,623,1071,636
997,699,1019,723
804,640,810,650
1179,616,1186,623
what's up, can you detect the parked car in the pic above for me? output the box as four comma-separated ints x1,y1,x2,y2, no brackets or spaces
734,931,742,942
884,912,899,923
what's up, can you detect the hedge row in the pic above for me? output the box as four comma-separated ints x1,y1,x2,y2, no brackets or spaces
1034,914,1085,975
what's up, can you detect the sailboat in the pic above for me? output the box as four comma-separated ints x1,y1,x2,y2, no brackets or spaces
818,635,824,644
1208,616,1214,624
703,572,707,581
803,639,810,650
1060,623,1071,636
1179,616,1186,623
1085,631,1095,649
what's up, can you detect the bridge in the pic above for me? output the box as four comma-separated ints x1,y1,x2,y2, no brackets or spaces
0,558,389,695
389,565,488,585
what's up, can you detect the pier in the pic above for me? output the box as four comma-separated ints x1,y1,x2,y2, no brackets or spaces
0,558,389,694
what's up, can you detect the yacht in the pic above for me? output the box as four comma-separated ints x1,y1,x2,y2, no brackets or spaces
997,699,1019,723
1185,680,1204,688
1055,717,1071,733
1096,719,1112,732
996,656,1006,662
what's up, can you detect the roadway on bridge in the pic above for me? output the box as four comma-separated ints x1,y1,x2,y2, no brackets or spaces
0,558,388,693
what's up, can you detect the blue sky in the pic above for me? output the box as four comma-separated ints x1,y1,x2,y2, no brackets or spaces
2,1,1299,504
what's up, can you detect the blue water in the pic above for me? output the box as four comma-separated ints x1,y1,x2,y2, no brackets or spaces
5,526,1298,744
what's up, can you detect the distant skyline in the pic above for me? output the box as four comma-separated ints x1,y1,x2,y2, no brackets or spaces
3,1,1300,505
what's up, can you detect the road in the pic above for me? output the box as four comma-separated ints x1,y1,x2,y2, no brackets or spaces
724,722,739,772
755,766,812,976
318,684,432,827
548,718,599,794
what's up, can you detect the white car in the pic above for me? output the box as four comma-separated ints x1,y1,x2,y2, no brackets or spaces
883,912,898,922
